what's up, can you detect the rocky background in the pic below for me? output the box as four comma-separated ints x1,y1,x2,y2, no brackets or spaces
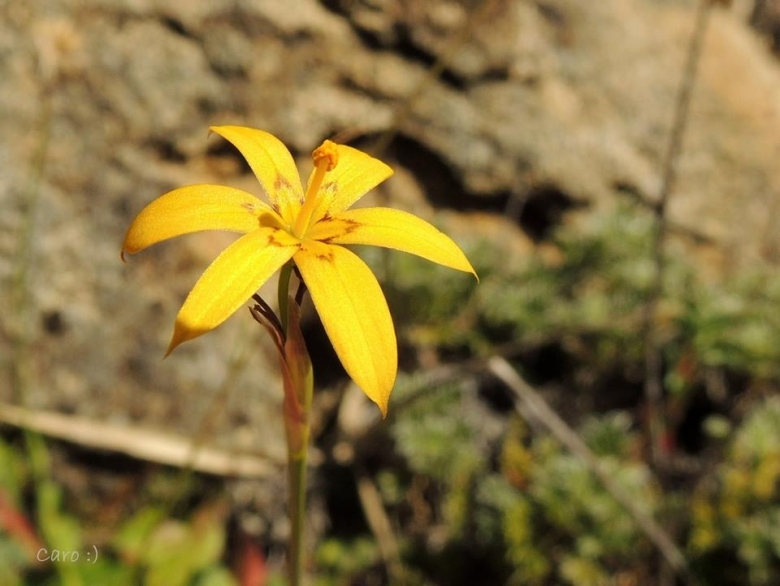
1,0,780,577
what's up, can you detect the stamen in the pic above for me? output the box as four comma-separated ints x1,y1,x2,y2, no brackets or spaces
292,140,340,238
312,140,339,171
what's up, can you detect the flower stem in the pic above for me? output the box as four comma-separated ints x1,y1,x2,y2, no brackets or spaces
287,446,308,586
283,320,313,586
277,268,314,586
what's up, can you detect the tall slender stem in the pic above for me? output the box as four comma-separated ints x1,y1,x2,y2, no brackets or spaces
287,447,308,586
643,0,712,467
276,270,314,586
283,314,313,586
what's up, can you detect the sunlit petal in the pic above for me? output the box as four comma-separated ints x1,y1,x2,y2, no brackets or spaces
294,241,396,415
167,228,299,355
308,143,393,223
310,207,477,278
210,125,304,225
122,185,280,257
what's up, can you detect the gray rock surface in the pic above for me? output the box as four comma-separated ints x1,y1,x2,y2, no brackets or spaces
1,0,779,462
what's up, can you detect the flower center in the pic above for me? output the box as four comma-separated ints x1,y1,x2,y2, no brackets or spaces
292,140,339,238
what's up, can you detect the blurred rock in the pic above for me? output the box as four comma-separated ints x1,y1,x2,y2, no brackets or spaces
749,0,780,51
1,0,779,464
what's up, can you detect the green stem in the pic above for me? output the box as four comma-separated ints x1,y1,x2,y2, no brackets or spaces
278,263,293,334
277,266,314,585
285,343,313,586
287,448,308,586
284,358,313,586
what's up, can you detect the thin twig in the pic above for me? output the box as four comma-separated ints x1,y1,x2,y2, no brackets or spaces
10,50,53,405
487,356,692,580
643,0,714,466
0,402,279,478
354,465,403,582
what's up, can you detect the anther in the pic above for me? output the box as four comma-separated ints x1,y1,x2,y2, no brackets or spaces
312,140,339,171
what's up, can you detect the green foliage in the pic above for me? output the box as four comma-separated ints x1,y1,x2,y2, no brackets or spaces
313,537,380,586
502,495,549,585
677,270,780,378
392,380,483,484
368,201,780,584
390,379,659,585
122,503,231,586
501,415,657,585
0,438,31,586
468,203,780,386
531,447,655,560
475,204,660,362
0,435,235,586
690,397,780,585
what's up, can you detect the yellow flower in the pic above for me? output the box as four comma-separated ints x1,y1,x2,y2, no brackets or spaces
122,126,476,414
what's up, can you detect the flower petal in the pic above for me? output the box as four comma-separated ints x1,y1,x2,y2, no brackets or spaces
122,185,279,257
210,125,304,225
310,207,477,278
308,143,393,223
167,228,299,355
294,241,396,415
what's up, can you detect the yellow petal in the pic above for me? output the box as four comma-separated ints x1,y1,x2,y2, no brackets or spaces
308,143,393,223
310,207,478,278
294,241,396,415
210,126,304,225
122,185,278,257
167,228,299,354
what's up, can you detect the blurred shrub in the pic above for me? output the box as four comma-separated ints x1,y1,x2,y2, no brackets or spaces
312,537,381,586
113,501,233,586
390,376,658,585
690,397,780,585
675,270,780,380
364,202,780,584
0,434,235,586
475,204,661,365
471,203,780,384
0,436,32,586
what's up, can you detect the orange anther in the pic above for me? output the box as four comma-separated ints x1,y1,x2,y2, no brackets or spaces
312,140,339,171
